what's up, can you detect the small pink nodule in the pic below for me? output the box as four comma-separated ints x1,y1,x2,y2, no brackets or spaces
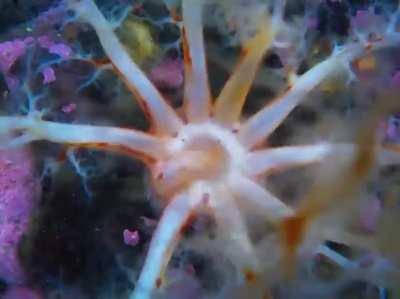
42,67,56,84
149,59,183,89
123,229,140,247
4,287,42,299
359,197,382,233
353,10,370,29
391,70,400,88
0,39,28,72
37,35,53,49
61,102,77,114
49,43,72,59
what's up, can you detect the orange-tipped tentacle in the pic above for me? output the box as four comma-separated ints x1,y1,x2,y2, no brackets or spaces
182,0,211,122
213,18,273,126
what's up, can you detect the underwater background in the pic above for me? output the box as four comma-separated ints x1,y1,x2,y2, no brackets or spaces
0,0,400,298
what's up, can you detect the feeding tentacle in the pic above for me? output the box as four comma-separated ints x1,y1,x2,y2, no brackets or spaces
228,174,293,220
244,143,338,176
0,116,165,161
182,0,211,122
67,0,182,135
211,185,260,273
245,142,400,176
131,189,203,299
213,17,272,125
239,35,400,148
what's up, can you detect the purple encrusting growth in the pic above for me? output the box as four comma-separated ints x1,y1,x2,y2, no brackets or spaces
38,35,72,59
359,197,382,234
0,34,72,89
0,147,40,284
3,286,42,299
0,38,34,89
391,70,400,88
149,59,183,89
381,113,400,144
162,269,202,299
42,66,56,84
61,102,77,114
123,229,140,247
0,39,31,72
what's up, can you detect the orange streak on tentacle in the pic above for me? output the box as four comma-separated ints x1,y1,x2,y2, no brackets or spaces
278,212,310,277
243,268,259,284
182,27,192,123
169,6,182,22
182,27,192,67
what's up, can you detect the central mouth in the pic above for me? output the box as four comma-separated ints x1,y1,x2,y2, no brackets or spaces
151,122,247,196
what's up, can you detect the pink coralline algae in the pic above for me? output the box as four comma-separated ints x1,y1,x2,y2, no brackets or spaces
162,269,202,299
0,38,33,89
61,102,77,114
149,59,183,89
0,36,71,89
3,286,42,299
48,43,72,59
37,35,72,59
34,5,67,33
42,66,56,84
381,114,400,143
0,38,33,73
359,197,382,234
391,70,400,88
123,229,140,247
353,10,371,29
0,147,40,284
351,9,385,34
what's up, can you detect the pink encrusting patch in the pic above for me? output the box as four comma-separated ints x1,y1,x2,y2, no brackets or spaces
162,269,202,299
3,286,43,299
0,38,33,89
61,102,77,114
123,229,140,247
0,39,28,73
390,70,400,88
359,197,382,234
48,43,72,59
149,59,183,89
42,66,56,84
37,35,72,59
0,147,40,284
353,10,371,29
0,36,71,89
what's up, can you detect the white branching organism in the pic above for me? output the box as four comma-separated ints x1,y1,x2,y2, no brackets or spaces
1,0,400,298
